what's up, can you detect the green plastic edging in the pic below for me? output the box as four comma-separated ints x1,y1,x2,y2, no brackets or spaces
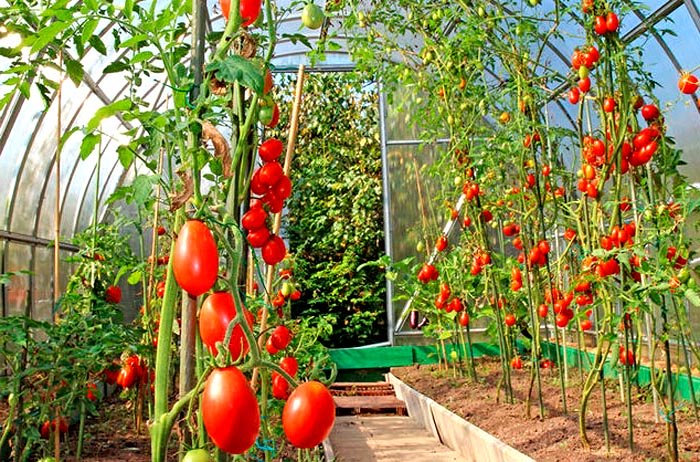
329,342,700,403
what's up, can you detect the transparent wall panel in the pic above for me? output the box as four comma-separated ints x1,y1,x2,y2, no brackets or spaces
5,243,31,317
33,246,54,322
663,7,700,71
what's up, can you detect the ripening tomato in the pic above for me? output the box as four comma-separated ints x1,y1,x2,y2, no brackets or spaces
105,285,122,304
678,72,699,94
157,226,167,236
580,318,593,331
578,76,591,93
259,138,284,162
640,103,660,121
458,311,470,327
202,367,260,454
86,383,98,401
538,304,549,318
271,325,292,350
262,235,286,265
258,161,284,187
199,292,255,360
603,97,616,113
156,280,166,298
568,87,580,104
241,207,268,231
605,12,619,32
555,313,569,328
247,227,271,249
263,69,274,94
117,364,138,388
283,381,335,448
594,16,607,35
173,220,219,297
511,357,523,370
280,357,299,377
435,235,448,252
220,0,261,27
504,313,516,327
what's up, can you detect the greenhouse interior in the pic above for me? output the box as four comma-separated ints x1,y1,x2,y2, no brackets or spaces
1,0,700,460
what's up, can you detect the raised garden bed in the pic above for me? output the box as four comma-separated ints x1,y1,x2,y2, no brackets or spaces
390,358,700,462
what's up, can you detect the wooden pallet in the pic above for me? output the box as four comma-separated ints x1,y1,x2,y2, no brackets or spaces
331,382,407,415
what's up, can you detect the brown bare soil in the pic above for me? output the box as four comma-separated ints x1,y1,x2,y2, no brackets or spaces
392,358,700,462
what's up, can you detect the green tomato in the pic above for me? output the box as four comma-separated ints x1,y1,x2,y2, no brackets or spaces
449,350,458,361
302,3,324,30
183,449,213,462
687,278,697,289
678,268,690,284
453,176,462,187
416,241,425,253
578,65,589,80
281,282,295,297
38,459,56,462
258,106,273,125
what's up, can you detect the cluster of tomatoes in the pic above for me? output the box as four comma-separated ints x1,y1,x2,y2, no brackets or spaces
271,267,302,314
243,137,291,266
105,354,151,390
417,262,439,283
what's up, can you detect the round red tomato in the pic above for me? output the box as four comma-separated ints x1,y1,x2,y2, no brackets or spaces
270,325,292,350
262,235,286,265
247,227,270,248
241,207,267,231
199,292,255,360
272,373,290,400
640,103,659,121
272,175,292,200
282,381,335,448
173,220,219,297
220,0,261,27
258,161,283,186
504,313,516,327
202,367,260,454
678,72,699,94
259,138,284,162
279,356,299,377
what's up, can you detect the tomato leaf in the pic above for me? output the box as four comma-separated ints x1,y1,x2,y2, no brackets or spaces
64,57,84,86
205,56,264,95
88,35,107,55
117,145,135,169
80,133,101,160
86,99,132,132
127,270,142,285
81,19,100,46
29,21,70,54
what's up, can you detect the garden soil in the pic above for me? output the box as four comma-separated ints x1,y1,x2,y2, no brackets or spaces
392,358,700,462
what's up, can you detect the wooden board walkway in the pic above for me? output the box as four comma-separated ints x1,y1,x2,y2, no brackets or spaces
327,415,469,462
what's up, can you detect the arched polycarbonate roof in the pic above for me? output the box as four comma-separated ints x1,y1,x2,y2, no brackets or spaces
0,0,699,324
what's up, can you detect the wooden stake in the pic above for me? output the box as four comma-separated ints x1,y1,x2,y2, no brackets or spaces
253,64,305,385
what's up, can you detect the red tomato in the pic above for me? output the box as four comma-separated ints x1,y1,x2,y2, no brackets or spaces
220,0,261,27
272,373,290,400
580,318,593,331
86,383,98,401
603,97,616,113
678,72,699,94
511,357,523,370
594,15,607,35
578,77,591,93
250,169,270,195
280,357,299,377
259,138,283,162
538,304,549,318
555,313,569,328
435,235,448,252
504,313,516,327
283,381,335,448
157,226,167,236
458,311,470,327
271,325,292,350
266,336,279,355
564,228,577,241
605,12,619,32
199,292,255,360
241,207,268,231
263,69,274,94
568,87,580,104
247,227,270,248
173,220,219,297
273,175,293,200
156,280,166,298
105,285,122,304
640,104,659,121
258,161,284,187
117,364,137,388
262,235,286,265
202,367,260,454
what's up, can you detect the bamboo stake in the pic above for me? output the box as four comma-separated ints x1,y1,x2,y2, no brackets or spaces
254,64,306,385
53,48,63,462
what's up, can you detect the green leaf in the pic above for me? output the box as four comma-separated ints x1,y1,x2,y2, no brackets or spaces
88,35,107,55
127,270,142,285
86,99,132,132
103,60,130,74
205,56,264,95
117,145,134,169
130,51,153,65
29,21,71,54
81,19,100,46
685,288,700,307
118,34,149,50
64,57,84,86
80,133,101,160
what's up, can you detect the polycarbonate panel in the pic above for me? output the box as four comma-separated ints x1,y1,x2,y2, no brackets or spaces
661,6,700,71
33,246,54,322
4,243,31,317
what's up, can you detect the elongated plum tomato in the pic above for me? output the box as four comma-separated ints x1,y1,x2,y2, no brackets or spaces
219,0,261,27
202,367,260,454
259,138,284,162
199,292,255,360
262,235,286,265
173,220,219,297
678,72,699,94
283,381,335,448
